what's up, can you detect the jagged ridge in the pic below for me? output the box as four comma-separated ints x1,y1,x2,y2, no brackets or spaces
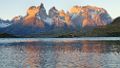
0,3,112,36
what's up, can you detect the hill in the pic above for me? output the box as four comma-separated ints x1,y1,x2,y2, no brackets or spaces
89,17,120,37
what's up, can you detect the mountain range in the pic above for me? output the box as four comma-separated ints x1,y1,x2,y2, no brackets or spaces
0,3,112,37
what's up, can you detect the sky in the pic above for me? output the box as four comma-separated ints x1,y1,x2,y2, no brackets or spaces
0,0,120,20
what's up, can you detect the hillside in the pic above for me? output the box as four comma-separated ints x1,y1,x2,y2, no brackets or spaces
90,17,120,37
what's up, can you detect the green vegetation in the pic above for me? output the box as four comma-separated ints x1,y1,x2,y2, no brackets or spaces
0,33,17,38
90,17,120,37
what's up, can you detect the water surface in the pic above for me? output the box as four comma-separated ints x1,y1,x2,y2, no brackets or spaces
0,38,120,68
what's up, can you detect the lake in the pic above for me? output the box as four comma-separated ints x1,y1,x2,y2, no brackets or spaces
0,37,120,68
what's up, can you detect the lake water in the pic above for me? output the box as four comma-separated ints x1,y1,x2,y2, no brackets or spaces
0,37,120,68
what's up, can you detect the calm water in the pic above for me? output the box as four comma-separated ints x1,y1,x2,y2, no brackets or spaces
0,37,120,68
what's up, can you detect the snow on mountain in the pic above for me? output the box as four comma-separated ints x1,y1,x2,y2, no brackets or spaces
12,16,23,23
0,19,11,28
0,23,11,28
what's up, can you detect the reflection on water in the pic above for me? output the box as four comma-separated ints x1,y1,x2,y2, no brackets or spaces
0,39,120,68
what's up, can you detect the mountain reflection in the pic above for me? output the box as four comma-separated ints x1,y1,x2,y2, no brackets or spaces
0,40,120,68
24,45,41,68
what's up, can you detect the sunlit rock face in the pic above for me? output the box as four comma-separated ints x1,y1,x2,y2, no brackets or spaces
23,3,47,28
69,6,82,14
59,10,71,26
69,5,112,27
24,6,39,24
12,16,23,23
18,4,112,28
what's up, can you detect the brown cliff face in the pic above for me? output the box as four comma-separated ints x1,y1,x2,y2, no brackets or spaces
24,6,39,24
69,6,82,14
69,5,112,27
23,4,45,28
12,16,23,23
59,10,71,25
81,9,95,27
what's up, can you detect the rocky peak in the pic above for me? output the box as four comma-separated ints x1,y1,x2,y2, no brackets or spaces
59,10,71,25
37,3,47,20
69,5,82,14
40,3,44,8
49,6,59,18
12,16,23,23
27,6,39,17
23,3,47,25
59,10,65,16
23,6,39,24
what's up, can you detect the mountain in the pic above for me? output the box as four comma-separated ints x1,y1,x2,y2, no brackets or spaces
0,3,112,37
0,19,12,28
88,16,120,37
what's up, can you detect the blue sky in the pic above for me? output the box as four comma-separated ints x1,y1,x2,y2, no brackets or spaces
0,0,120,20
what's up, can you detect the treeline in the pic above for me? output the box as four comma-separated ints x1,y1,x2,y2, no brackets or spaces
0,33,17,38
